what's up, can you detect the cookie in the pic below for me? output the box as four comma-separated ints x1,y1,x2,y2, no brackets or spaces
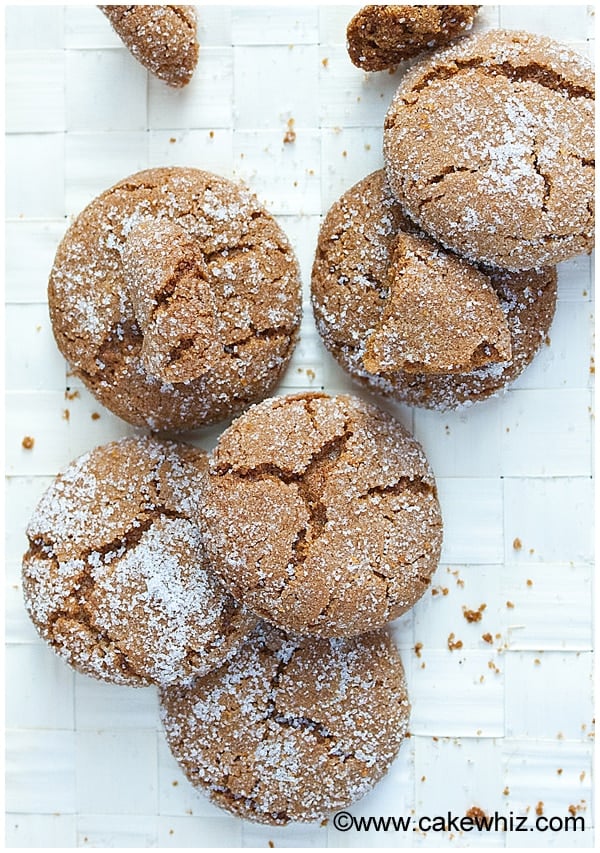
98,5,199,87
202,392,443,637
22,437,256,687
383,29,594,270
48,167,302,431
160,622,410,824
347,4,480,71
311,170,557,409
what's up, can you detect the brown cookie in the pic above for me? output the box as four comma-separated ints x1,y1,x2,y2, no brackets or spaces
383,29,594,270
311,170,557,410
347,4,480,71
202,392,443,637
160,622,410,824
22,437,256,687
98,5,199,87
48,167,302,431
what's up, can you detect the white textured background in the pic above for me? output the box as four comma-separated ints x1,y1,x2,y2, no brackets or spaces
4,3,595,848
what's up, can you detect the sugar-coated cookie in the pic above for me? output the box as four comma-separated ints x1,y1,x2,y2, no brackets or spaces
383,29,594,270
22,437,256,686
347,4,480,71
202,392,443,636
98,5,199,87
160,623,410,824
312,171,557,409
48,167,302,431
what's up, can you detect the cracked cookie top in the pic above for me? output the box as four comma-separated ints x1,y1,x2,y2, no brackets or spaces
346,5,480,72
311,170,557,410
383,29,594,270
160,622,410,824
202,392,443,637
22,436,257,687
48,167,302,431
98,5,199,88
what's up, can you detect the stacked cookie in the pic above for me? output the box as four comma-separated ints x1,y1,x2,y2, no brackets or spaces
23,392,440,823
314,27,594,409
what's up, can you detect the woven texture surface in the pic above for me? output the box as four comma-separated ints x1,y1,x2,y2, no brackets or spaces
5,4,595,848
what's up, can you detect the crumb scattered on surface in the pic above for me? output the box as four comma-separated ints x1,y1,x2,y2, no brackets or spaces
322,57,329,68
91,412,101,420
447,632,463,651
503,787,510,796
169,137,176,144
481,632,493,644
513,537,522,550
534,658,541,666
414,642,423,658
463,603,486,623
62,409,70,421
536,802,544,816
527,578,533,587
557,768,563,775
506,601,515,609
283,118,296,144
466,806,487,820
22,436,35,450
65,389,80,401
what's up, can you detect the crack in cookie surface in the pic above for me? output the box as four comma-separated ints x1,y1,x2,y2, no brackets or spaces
204,393,443,636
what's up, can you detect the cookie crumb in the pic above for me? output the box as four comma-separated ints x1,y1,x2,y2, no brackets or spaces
513,537,522,550
503,787,510,796
268,842,275,848
169,137,176,144
557,768,563,775
322,57,329,68
172,780,178,787
414,642,423,658
579,771,586,781
65,389,80,401
306,368,315,380
21,436,35,450
209,130,214,139
283,118,296,144
506,601,515,609
526,578,533,587
536,802,544,816
463,603,486,623
91,412,101,421
62,408,70,421
481,632,493,644
447,632,463,651
466,806,487,820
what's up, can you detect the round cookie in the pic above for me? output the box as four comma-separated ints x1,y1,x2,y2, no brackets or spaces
346,5,480,71
98,5,199,88
202,392,443,637
160,622,410,824
311,170,557,410
383,29,594,270
22,437,256,687
48,167,302,431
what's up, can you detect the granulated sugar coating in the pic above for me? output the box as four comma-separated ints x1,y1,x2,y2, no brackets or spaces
48,167,302,431
98,5,199,88
22,437,256,687
312,170,557,410
384,29,594,271
346,4,480,72
159,622,410,824
202,392,443,636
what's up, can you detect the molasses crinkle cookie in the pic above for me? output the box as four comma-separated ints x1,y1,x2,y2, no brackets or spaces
346,4,480,71
98,5,199,87
160,623,410,824
312,170,557,409
48,167,302,431
383,29,594,270
22,437,256,687
202,392,443,636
